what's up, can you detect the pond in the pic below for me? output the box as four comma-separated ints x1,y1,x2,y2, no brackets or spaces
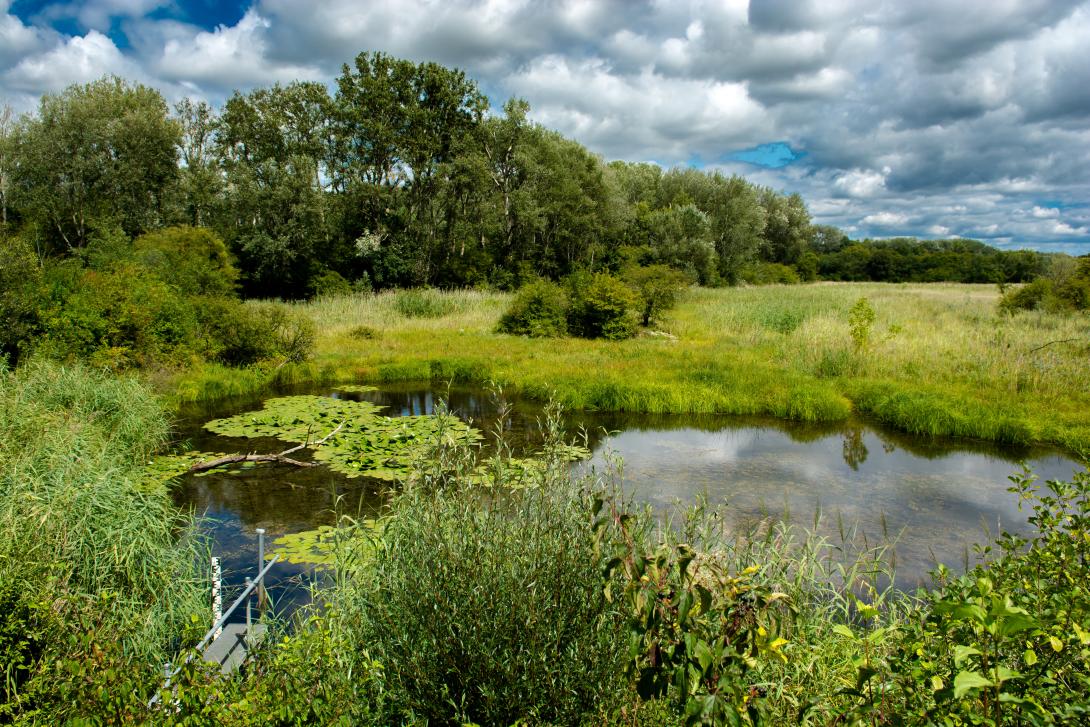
171,383,1081,620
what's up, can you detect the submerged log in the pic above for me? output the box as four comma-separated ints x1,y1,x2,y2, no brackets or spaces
187,421,345,474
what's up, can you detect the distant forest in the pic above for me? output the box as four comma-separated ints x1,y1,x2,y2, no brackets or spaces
0,52,1063,301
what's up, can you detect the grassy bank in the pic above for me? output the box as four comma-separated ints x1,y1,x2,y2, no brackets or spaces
170,283,1090,453
0,361,207,721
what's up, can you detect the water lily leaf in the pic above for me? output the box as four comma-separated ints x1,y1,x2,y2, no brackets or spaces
140,450,228,490
202,395,482,482
270,520,382,568
332,384,377,394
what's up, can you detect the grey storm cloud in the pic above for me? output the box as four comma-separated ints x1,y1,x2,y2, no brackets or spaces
1,0,1088,251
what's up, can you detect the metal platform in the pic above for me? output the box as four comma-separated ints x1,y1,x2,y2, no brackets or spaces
202,623,268,674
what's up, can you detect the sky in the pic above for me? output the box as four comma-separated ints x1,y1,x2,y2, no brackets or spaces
2,0,1088,253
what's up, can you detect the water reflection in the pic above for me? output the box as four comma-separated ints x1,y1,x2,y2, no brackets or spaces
172,384,1082,615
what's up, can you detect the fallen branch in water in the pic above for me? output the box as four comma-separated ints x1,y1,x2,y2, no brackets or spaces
188,421,345,474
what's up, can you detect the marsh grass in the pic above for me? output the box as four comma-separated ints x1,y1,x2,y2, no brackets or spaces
168,283,1090,450
0,360,207,718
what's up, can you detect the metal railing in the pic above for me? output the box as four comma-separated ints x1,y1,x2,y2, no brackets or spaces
149,529,280,709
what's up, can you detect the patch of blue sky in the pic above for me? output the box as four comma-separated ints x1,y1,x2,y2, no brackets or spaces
727,142,805,169
1035,199,1086,210
10,1,250,34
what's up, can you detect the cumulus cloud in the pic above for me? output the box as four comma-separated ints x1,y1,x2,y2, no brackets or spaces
0,0,1088,251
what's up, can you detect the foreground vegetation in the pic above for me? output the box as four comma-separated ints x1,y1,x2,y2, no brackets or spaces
172,283,1090,453
2,362,1088,724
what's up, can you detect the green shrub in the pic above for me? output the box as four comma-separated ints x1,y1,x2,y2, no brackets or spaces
848,296,876,352
0,234,45,365
309,268,353,299
38,263,200,368
740,262,801,285
197,298,315,366
133,225,238,297
999,278,1054,313
344,414,627,724
496,279,569,337
567,272,640,340
828,467,1090,723
393,288,455,318
623,264,690,327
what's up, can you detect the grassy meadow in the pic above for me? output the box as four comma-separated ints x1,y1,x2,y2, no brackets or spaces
171,282,1090,454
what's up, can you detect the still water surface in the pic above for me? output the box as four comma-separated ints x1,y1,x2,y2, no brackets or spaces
172,384,1081,619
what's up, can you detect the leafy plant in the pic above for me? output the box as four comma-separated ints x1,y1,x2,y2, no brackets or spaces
496,278,569,337
567,272,641,340
624,264,690,327
596,503,791,725
848,297,876,353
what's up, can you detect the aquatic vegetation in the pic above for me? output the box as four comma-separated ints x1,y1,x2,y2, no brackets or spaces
270,519,382,568
139,450,227,491
203,394,483,481
331,384,377,394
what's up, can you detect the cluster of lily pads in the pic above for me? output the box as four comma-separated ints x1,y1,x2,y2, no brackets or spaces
201,392,483,481
269,518,382,568
143,386,593,565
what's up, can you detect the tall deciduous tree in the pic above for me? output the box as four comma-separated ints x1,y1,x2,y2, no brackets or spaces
10,77,180,252
173,98,221,227
215,82,337,297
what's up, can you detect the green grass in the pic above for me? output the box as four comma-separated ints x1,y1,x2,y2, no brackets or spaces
168,284,1090,453
0,360,208,719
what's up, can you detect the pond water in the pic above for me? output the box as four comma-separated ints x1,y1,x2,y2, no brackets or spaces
172,383,1081,620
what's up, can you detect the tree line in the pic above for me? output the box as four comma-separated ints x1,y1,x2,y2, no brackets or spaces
1,52,1063,305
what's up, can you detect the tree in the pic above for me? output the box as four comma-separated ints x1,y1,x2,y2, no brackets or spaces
172,98,221,227
215,82,337,297
0,104,13,228
759,190,812,265
646,204,716,284
333,52,488,286
9,77,180,252
133,226,238,297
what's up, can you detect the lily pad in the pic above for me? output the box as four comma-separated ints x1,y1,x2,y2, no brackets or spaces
270,520,381,568
140,450,228,491
331,384,378,394
203,394,482,482
204,395,384,442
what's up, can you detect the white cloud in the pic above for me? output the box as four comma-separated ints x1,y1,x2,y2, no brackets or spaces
154,9,323,90
3,29,142,94
834,168,889,198
862,211,910,227
0,0,1088,252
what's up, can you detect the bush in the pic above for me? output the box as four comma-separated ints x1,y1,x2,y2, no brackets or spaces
344,414,627,725
133,225,238,297
197,298,315,366
38,263,200,368
623,264,690,326
567,272,640,340
309,268,353,299
0,234,44,365
496,279,569,337
999,278,1054,313
393,288,455,318
740,262,801,285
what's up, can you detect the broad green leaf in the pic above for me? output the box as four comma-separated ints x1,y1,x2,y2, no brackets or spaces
953,645,982,666
832,624,855,639
953,671,993,699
